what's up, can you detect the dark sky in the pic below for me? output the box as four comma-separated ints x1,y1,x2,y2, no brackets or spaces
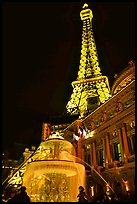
2,2,135,152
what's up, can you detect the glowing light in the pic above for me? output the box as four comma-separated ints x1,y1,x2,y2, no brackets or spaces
23,138,86,202
130,120,135,128
38,146,42,151
85,131,94,139
82,3,88,9
90,186,94,197
47,132,64,140
106,183,110,192
86,144,91,149
123,180,130,191
66,4,111,115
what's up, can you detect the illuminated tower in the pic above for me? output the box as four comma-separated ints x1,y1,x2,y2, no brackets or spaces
66,3,111,116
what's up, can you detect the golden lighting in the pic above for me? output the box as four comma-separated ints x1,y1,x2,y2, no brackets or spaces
86,144,91,149
90,186,94,197
82,3,88,9
66,5,111,115
106,183,110,192
22,137,86,202
86,130,94,138
123,180,130,191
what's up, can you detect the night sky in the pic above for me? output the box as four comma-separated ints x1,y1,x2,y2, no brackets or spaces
2,2,135,154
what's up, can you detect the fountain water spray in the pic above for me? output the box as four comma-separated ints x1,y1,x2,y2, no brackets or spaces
71,154,118,198
22,137,86,202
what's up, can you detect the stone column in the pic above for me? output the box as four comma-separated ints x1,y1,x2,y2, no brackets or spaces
117,128,124,163
129,136,134,154
105,133,112,164
90,143,93,172
102,137,106,166
111,144,115,161
90,143,93,166
121,123,130,162
92,140,97,167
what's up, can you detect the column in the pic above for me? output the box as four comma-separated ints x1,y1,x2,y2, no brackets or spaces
111,143,115,161
121,123,130,162
90,143,93,172
92,140,97,167
130,136,134,155
90,143,93,166
117,128,124,163
105,133,112,163
102,137,107,167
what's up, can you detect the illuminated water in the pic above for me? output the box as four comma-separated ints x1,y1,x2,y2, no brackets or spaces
23,134,117,201
23,137,86,202
73,155,116,196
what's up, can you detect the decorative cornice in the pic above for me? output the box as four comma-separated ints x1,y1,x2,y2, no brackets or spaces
92,104,134,136
83,80,135,123
111,61,135,95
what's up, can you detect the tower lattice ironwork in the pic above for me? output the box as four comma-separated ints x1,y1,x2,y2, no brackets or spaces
66,3,111,116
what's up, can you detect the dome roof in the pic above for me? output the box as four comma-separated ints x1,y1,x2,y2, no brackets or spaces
111,60,135,95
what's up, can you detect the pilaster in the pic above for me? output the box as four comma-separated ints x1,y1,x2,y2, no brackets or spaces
102,137,107,167
117,128,124,163
90,143,93,166
105,133,112,164
121,123,130,162
92,140,97,167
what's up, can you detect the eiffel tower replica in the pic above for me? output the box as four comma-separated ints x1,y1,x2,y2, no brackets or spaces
66,3,111,117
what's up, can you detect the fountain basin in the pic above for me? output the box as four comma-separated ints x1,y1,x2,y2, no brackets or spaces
23,160,85,177
23,160,85,202
23,137,86,202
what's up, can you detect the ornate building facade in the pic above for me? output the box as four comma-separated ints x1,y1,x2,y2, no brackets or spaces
63,59,135,199
3,3,135,201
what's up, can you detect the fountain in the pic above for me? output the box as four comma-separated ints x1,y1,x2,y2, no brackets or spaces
23,132,86,202
4,132,118,202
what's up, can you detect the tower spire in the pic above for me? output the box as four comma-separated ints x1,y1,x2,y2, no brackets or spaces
78,3,102,79
66,4,111,116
